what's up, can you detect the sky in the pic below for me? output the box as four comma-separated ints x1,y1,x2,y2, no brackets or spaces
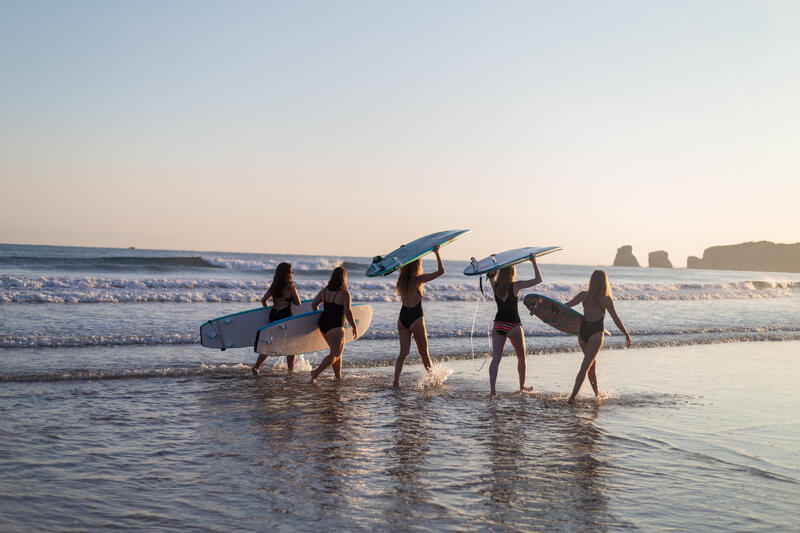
1,0,798,266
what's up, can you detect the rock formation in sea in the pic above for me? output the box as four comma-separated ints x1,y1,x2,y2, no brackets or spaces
613,245,640,267
686,241,800,273
648,251,673,268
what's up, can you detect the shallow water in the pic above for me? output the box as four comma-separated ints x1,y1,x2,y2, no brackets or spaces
2,244,799,530
1,342,798,531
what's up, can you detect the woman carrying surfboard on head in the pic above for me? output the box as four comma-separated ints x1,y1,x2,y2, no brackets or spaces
488,255,542,396
310,266,358,382
564,270,632,404
252,262,301,375
392,245,445,387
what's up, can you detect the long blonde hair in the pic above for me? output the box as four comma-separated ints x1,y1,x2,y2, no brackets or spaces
396,259,423,300
494,265,516,299
586,270,611,309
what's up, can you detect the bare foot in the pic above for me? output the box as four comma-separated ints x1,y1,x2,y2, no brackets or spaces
392,381,400,388
567,396,576,405
521,386,534,392
252,366,259,376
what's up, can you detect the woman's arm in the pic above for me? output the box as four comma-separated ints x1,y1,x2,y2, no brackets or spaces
606,298,632,346
311,289,324,311
260,287,272,307
564,291,586,308
343,290,358,338
288,282,301,305
419,245,445,283
513,256,543,292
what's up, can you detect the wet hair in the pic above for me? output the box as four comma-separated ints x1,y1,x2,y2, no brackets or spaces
493,265,516,299
270,262,293,298
586,269,612,308
326,266,347,291
396,259,423,300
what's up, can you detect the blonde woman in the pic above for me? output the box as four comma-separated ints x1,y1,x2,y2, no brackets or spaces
310,266,358,382
488,255,542,396
564,270,632,404
392,245,444,387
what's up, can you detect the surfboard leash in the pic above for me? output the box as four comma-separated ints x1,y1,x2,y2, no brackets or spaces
471,274,492,372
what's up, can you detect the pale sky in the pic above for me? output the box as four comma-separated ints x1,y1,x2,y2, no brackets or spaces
1,0,798,266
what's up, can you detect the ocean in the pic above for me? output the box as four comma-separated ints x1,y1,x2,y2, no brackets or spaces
1,243,799,531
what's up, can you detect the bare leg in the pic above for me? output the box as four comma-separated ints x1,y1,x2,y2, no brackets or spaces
506,326,529,391
488,330,506,396
393,319,413,387
252,353,268,375
311,328,345,382
410,318,432,371
587,359,599,397
568,333,604,404
286,355,296,371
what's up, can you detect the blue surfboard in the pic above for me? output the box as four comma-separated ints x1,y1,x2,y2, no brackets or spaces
463,246,561,276
366,229,470,277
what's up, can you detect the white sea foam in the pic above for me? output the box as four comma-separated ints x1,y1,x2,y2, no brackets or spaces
2,275,800,305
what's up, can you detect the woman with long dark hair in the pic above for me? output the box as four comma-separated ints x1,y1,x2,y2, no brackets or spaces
310,266,358,382
392,245,445,387
488,255,542,395
252,262,301,374
564,270,632,404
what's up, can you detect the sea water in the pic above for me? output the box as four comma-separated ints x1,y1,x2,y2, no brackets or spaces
1,244,799,531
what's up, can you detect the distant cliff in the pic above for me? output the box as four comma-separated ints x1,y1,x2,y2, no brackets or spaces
687,241,800,273
613,245,640,267
648,251,672,268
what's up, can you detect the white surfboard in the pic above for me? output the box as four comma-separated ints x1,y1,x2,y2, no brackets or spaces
254,304,373,356
200,300,314,350
366,229,470,277
463,246,562,276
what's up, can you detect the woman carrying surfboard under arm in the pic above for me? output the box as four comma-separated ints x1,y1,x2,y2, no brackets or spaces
310,266,358,382
252,262,301,375
392,245,445,387
564,270,632,404
488,255,542,396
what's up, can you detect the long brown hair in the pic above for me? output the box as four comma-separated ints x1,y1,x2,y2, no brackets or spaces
396,259,423,300
494,265,516,299
586,269,611,309
326,266,347,291
270,262,293,297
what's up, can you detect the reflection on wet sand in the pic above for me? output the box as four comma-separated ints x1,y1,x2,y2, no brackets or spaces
478,399,614,530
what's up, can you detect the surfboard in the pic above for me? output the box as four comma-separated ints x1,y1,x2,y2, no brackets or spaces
366,229,470,277
463,246,561,276
522,293,610,337
254,304,373,356
200,300,314,350
522,293,583,336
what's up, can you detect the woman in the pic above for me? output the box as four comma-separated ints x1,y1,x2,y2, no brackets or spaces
564,270,632,404
310,266,358,382
488,255,542,396
252,262,301,375
392,245,445,387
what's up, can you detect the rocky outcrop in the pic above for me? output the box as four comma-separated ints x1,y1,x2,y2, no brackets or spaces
613,245,640,267
648,251,672,268
686,241,800,273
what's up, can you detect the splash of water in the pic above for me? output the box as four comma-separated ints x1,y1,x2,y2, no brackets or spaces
415,364,453,389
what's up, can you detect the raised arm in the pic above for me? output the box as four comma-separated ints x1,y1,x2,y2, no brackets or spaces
343,290,358,339
260,286,272,307
419,245,445,283
605,297,632,346
513,256,543,291
564,291,586,308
